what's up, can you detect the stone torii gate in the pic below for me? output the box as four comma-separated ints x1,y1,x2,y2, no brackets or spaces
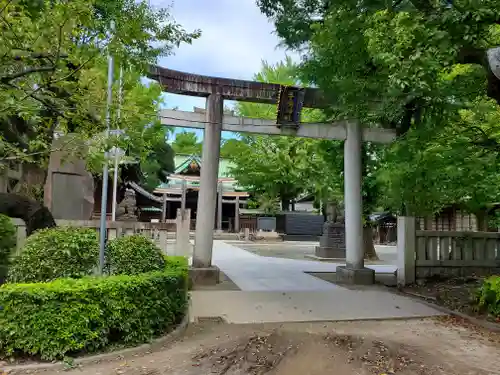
148,65,396,284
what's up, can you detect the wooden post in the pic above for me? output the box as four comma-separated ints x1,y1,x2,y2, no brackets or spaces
217,182,222,232
158,226,168,254
176,208,190,256
397,216,416,286
15,221,27,256
161,193,167,222
235,196,240,233
181,179,186,212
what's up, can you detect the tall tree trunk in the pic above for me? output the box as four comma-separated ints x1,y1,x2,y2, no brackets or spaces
475,208,490,231
281,198,290,211
363,225,379,260
361,144,379,261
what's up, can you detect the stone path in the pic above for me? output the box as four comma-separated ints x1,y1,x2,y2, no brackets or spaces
189,241,443,323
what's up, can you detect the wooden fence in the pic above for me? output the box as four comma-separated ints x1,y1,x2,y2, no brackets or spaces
12,208,191,257
397,217,500,285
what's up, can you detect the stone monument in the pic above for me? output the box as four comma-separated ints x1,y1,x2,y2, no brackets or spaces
115,188,138,221
315,202,346,259
44,134,95,220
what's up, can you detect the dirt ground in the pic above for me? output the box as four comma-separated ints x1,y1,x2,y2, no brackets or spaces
7,317,500,375
402,276,500,326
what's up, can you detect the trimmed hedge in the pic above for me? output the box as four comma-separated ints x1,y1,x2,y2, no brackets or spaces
8,227,99,283
477,275,500,319
106,234,165,275
0,262,188,360
164,255,188,271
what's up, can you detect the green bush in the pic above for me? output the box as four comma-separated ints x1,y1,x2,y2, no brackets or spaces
106,234,165,275
0,265,188,360
477,275,500,318
0,214,16,283
0,214,16,264
8,227,99,283
164,255,188,271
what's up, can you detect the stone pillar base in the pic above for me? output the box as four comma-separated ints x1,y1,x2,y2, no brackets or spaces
315,246,346,259
189,266,220,286
336,266,375,285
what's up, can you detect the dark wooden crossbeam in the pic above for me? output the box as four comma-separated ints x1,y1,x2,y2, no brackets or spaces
147,65,325,108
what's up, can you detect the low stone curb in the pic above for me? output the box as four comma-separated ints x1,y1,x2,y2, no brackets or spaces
392,288,500,333
2,309,191,372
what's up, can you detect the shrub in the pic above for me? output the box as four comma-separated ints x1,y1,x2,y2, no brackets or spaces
477,275,500,319
8,227,99,283
164,255,188,271
0,214,16,282
106,234,165,275
0,214,16,264
0,265,188,360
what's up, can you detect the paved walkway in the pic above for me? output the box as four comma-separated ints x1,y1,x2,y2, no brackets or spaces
211,240,396,292
189,241,444,323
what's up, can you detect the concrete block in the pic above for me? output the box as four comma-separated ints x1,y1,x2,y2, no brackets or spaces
315,246,346,259
336,266,375,285
189,266,220,286
397,216,416,286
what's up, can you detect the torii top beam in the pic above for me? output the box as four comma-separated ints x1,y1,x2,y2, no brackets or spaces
149,65,397,144
147,65,325,107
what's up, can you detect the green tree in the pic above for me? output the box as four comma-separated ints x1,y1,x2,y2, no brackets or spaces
171,131,202,155
220,138,246,158
231,58,342,211
0,0,199,167
258,0,500,219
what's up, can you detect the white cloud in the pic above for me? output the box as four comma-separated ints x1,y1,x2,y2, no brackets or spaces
155,0,297,79
149,0,296,135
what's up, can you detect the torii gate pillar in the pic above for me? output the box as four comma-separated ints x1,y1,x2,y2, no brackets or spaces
337,121,375,284
192,94,223,268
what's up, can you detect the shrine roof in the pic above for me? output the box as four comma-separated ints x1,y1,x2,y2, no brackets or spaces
172,154,233,177
156,153,244,192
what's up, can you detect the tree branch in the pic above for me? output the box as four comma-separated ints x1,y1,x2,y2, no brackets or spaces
12,52,68,61
392,0,405,9
0,66,56,83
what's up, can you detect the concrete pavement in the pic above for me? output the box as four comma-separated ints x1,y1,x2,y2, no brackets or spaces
211,240,396,292
188,241,444,323
190,290,443,323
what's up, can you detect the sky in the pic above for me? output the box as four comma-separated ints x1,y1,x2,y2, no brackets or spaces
151,0,297,140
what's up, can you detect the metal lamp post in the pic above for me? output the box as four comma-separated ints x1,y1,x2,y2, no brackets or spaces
98,20,115,275
110,143,126,221
111,67,124,222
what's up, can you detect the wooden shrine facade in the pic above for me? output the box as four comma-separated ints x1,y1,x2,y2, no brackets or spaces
138,154,249,232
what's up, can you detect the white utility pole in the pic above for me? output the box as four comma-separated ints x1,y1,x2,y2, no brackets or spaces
98,20,115,275
111,66,124,221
